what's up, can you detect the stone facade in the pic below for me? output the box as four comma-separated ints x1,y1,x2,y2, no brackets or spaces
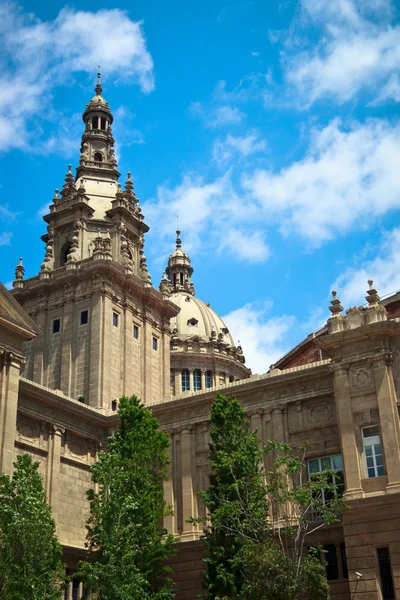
1,77,400,600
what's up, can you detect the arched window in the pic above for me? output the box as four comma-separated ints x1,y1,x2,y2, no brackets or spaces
194,369,202,391
94,152,103,163
181,369,190,392
205,371,212,388
60,242,72,266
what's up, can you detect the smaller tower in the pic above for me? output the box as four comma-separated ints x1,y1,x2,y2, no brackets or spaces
160,231,250,396
164,230,195,296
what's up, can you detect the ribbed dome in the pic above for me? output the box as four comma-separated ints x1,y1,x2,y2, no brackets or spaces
170,292,234,346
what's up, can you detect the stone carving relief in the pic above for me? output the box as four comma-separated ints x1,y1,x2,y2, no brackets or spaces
17,418,39,443
308,403,332,424
350,366,374,392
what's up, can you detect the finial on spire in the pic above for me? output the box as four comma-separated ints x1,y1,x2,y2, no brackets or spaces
329,290,343,316
366,279,380,306
176,229,182,249
14,257,25,285
95,70,102,96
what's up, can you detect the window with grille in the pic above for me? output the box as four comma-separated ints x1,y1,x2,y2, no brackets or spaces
205,370,212,388
182,369,190,392
377,547,395,600
307,454,345,505
194,369,202,391
363,426,385,478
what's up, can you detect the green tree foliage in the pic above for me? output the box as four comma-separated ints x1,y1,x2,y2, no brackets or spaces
0,454,66,600
198,394,343,600
77,395,176,600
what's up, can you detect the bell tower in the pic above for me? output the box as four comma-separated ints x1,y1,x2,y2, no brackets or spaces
11,75,179,411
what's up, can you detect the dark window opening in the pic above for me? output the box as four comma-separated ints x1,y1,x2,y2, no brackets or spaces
173,274,177,287
378,547,395,600
340,542,348,579
205,371,212,388
80,310,88,325
152,337,158,351
92,117,99,129
112,400,117,411
182,369,190,392
94,152,103,163
60,242,72,267
100,117,106,130
113,312,119,327
180,273,184,285
324,544,339,580
194,369,202,391
133,325,139,339
229,375,234,383
52,318,60,334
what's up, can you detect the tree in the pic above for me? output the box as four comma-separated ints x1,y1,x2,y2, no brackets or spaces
77,395,176,600
0,454,66,600
198,394,343,600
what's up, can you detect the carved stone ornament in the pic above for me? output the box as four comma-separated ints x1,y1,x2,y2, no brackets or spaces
350,366,373,391
308,403,331,424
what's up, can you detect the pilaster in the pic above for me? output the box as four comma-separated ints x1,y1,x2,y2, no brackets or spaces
0,351,23,475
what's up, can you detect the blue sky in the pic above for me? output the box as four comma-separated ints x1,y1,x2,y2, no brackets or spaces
1,0,400,372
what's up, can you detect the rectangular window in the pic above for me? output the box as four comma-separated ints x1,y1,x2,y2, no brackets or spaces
52,318,60,334
133,325,139,339
377,547,395,600
363,426,385,478
307,454,345,505
194,369,202,391
113,312,119,327
152,336,158,351
182,369,190,392
205,371,212,388
340,542,348,579
80,310,88,325
323,544,339,580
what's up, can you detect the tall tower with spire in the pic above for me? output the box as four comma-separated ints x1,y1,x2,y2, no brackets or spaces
11,75,179,411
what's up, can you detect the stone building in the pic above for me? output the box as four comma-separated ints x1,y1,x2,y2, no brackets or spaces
1,77,400,600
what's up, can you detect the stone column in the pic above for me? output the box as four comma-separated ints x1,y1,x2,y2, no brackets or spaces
0,351,23,475
250,409,264,440
201,369,206,391
271,406,285,442
173,369,180,396
60,299,73,397
332,364,363,500
181,426,197,539
142,315,153,404
164,431,175,535
189,370,194,392
373,355,400,493
88,292,105,408
162,325,171,400
48,425,64,526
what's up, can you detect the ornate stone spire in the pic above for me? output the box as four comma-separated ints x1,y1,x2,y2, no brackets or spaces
76,73,119,186
13,257,25,288
95,71,102,96
365,279,380,306
162,229,195,296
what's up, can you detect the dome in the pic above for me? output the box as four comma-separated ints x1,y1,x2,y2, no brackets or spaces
170,292,235,346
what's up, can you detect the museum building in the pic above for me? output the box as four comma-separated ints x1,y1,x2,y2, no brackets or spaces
1,76,400,600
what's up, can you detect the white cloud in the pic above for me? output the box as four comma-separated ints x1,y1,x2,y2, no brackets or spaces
243,118,400,245
222,302,295,373
0,232,12,246
333,227,400,308
218,229,270,263
213,132,266,163
286,0,400,106
144,172,269,264
0,3,154,153
145,117,400,262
